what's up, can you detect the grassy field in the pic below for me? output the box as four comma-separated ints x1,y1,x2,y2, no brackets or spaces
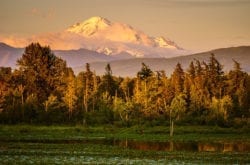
0,125,249,164
0,124,249,141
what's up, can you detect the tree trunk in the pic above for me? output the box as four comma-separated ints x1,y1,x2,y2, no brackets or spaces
170,119,174,137
171,120,174,136
144,81,148,108
169,107,173,137
170,141,174,151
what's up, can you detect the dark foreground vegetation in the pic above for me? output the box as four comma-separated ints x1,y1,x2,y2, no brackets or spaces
0,42,249,128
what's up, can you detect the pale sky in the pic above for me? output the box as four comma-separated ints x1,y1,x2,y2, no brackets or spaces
0,0,250,51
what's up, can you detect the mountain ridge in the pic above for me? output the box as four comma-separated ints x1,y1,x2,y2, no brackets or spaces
75,46,250,76
1,42,249,77
0,42,118,69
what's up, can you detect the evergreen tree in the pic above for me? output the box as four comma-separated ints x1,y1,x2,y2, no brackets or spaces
171,63,184,95
98,64,118,101
227,60,248,117
136,63,153,110
207,54,225,99
120,77,134,102
83,63,94,112
137,63,153,80
0,67,12,113
187,61,196,80
189,60,211,115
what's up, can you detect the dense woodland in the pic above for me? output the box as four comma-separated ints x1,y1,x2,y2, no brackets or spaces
0,43,249,127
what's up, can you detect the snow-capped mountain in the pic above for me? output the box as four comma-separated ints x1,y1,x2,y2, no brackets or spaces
66,16,185,57
0,16,188,58
67,16,155,46
154,37,183,50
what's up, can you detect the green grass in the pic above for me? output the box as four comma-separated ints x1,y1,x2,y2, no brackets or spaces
1,124,249,142
0,125,249,164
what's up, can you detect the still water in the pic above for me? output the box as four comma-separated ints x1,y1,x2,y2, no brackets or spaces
8,138,249,153
113,139,250,152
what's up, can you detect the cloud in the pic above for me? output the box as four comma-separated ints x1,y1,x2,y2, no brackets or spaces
0,32,89,50
0,35,30,48
146,0,250,8
31,8,39,15
29,7,55,20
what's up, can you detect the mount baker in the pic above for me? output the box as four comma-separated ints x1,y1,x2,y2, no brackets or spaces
1,16,187,58
0,16,250,77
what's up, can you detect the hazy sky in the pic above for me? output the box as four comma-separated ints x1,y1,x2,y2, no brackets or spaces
1,0,250,51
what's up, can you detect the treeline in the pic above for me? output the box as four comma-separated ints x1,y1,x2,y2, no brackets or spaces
0,43,249,127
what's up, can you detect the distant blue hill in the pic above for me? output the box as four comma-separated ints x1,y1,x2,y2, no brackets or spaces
0,42,249,77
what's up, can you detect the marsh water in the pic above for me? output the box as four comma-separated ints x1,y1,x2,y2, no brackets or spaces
1,138,249,164
113,139,250,152
6,138,249,153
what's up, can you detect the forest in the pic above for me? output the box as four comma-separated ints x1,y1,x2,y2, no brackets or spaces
0,43,249,127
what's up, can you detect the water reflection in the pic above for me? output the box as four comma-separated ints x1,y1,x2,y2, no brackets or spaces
198,142,249,152
113,139,250,153
5,138,249,153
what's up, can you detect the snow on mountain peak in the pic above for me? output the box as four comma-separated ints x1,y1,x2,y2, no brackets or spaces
67,16,155,45
154,36,182,49
1,16,187,59
64,16,184,57
67,16,111,36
